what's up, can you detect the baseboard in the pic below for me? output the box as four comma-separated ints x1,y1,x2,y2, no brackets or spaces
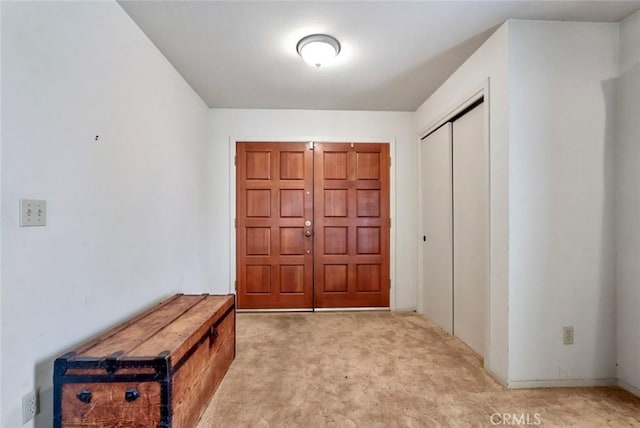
618,379,640,397
485,366,508,387
315,307,390,312
393,306,418,312
508,378,617,389
236,308,312,313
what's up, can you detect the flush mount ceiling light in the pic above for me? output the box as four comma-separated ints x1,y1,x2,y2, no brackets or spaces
296,34,341,68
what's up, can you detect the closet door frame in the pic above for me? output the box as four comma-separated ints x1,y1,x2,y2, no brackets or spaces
418,82,491,361
229,137,399,310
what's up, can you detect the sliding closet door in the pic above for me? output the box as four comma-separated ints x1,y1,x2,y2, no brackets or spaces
420,124,453,333
452,103,487,356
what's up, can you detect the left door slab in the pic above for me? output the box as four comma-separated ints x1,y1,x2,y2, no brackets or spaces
236,142,314,309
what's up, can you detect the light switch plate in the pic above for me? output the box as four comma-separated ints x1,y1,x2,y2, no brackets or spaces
19,199,47,227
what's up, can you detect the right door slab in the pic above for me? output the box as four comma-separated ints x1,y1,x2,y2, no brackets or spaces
313,143,391,308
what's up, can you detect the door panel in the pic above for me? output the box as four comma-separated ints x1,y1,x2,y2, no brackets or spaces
314,143,390,308
236,142,313,309
420,124,453,333
453,103,487,356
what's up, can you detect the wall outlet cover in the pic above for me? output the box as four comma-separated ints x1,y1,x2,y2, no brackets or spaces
22,390,39,423
563,326,574,345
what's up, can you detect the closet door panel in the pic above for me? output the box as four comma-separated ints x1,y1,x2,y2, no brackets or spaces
453,103,487,356
420,124,453,333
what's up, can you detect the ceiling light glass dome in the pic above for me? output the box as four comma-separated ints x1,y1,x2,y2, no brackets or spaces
296,34,341,67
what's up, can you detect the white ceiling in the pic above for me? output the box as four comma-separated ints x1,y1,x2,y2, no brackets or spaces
119,1,640,111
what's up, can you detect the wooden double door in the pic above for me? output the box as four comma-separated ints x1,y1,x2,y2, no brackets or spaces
236,142,390,310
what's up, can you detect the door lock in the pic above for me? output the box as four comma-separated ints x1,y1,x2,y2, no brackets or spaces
305,230,313,237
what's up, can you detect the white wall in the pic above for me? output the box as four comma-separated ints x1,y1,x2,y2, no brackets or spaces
616,9,640,396
208,109,417,310
416,19,624,387
508,20,619,386
0,2,3,422
415,23,510,384
1,2,210,427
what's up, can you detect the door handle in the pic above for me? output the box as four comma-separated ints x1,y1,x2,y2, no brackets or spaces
305,230,313,237
124,388,140,402
76,389,92,404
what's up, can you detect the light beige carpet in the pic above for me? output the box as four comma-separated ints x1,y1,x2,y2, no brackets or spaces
197,311,640,427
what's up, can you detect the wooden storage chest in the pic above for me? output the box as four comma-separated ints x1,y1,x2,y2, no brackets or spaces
53,293,235,428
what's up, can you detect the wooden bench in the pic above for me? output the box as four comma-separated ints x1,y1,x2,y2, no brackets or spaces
53,293,235,428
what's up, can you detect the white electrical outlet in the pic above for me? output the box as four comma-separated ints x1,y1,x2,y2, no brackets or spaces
19,199,47,227
563,326,574,345
22,390,38,423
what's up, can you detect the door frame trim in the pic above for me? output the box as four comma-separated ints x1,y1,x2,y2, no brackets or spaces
229,137,398,310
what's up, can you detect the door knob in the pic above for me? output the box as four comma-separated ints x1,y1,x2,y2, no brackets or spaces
305,230,313,237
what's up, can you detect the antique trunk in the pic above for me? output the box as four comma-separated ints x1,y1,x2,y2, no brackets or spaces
53,294,235,428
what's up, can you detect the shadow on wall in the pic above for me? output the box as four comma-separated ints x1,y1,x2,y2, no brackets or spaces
34,355,55,427
596,76,617,377
612,60,640,392
342,25,499,111
0,354,57,426
31,295,173,427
